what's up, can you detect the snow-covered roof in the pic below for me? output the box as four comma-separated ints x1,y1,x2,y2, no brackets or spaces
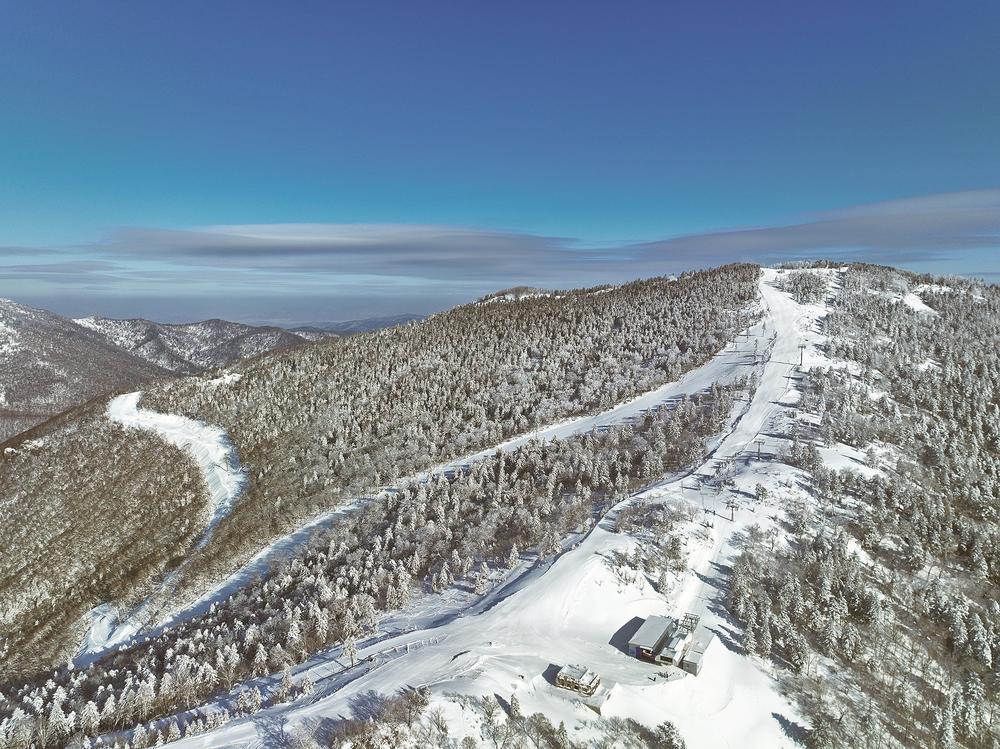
557,664,599,687
628,615,676,650
662,631,691,659
682,631,717,666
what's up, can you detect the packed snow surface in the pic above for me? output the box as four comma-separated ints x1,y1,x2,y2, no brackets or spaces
901,291,938,316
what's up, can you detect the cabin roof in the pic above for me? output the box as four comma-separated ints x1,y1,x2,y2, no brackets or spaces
628,615,676,650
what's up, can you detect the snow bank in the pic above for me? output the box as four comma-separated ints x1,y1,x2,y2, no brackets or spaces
78,603,141,658
204,372,243,388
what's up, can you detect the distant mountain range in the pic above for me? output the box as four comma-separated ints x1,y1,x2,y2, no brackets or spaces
284,313,424,335
0,301,337,443
0,303,426,443
72,316,330,374
0,299,169,442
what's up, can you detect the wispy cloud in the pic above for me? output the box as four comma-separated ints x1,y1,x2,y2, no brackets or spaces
2,188,997,321
93,188,1000,281
625,189,1000,269
97,224,586,283
0,260,122,285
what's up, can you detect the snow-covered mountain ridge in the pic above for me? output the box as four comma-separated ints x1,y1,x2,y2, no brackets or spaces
0,298,167,443
0,300,331,444
72,315,332,373
2,264,997,749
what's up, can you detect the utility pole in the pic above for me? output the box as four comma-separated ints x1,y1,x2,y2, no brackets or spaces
755,439,764,460
798,343,806,367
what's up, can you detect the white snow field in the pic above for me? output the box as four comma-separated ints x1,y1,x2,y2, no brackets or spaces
162,268,846,749
901,291,938,316
77,392,248,661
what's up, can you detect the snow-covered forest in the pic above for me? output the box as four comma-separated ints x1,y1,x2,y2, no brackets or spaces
0,264,759,743
0,265,758,682
140,264,759,611
0,378,741,748
727,265,999,748
2,262,998,749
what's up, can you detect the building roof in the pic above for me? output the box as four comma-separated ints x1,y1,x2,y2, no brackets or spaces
628,615,676,650
683,630,717,663
661,631,691,661
557,664,600,687
691,629,715,650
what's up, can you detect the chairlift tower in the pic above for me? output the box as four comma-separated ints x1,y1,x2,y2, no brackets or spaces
726,499,737,520
680,612,700,634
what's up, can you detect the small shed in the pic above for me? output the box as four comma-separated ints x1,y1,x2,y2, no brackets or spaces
680,631,717,676
627,615,676,661
555,664,601,696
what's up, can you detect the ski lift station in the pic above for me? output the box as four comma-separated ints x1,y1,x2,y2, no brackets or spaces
627,613,717,676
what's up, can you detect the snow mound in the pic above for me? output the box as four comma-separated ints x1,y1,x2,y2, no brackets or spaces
78,604,140,657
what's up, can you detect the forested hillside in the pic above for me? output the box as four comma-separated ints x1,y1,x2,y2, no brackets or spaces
4,263,997,748
0,300,167,442
142,265,760,612
727,266,1000,748
0,264,758,688
0,403,208,679
0,373,743,748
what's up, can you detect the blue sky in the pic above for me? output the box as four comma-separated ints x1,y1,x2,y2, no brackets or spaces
1,2,998,322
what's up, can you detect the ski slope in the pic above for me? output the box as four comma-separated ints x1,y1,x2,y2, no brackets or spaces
167,268,832,748
77,392,248,660
158,293,768,638
107,391,247,530
901,291,938,316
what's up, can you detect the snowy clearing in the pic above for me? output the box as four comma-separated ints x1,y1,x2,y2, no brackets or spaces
901,291,938,316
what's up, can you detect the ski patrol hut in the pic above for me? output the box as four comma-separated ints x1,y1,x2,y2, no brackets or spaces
555,664,601,696
627,615,677,661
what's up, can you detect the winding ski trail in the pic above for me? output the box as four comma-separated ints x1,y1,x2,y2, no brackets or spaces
77,392,247,662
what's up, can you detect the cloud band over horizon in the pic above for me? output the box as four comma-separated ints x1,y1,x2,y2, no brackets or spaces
2,189,998,324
